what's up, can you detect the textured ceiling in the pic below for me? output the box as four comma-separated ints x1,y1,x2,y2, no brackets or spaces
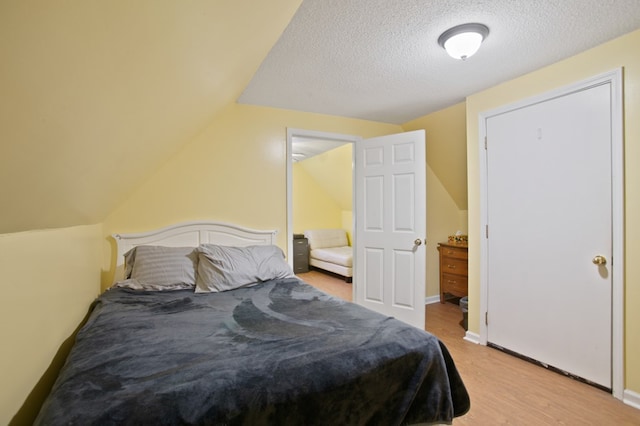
239,0,640,124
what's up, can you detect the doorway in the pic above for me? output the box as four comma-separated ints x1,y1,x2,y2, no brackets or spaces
478,69,624,397
286,128,359,291
287,128,428,330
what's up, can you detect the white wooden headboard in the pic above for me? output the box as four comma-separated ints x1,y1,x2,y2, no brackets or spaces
111,221,277,283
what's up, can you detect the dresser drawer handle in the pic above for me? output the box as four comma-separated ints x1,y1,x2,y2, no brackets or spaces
446,250,454,255
447,264,456,269
447,280,457,284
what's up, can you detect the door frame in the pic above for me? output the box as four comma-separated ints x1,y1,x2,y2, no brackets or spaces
286,128,360,297
478,69,624,399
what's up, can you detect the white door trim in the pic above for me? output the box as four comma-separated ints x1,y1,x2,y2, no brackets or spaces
478,68,624,399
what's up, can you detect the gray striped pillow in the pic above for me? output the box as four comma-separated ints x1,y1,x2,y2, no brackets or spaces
124,245,197,290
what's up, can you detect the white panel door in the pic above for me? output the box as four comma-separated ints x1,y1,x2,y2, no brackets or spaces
486,83,612,387
355,130,426,329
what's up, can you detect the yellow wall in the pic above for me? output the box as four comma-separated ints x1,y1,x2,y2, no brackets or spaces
0,224,102,425
404,102,468,210
425,165,462,298
0,0,303,235
293,143,354,239
298,144,353,211
341,211,353,245
103,103,402,288
402,101,469,298
466,30,640,394
293,163,343,233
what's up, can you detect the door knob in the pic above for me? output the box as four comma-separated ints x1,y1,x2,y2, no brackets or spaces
592,255,607,265
414,239,422,246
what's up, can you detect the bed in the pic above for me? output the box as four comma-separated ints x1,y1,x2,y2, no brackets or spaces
35,221,469,425
304,228,353,282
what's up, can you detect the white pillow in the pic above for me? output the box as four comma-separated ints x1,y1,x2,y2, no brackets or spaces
195,244,294,293
117,245,197,290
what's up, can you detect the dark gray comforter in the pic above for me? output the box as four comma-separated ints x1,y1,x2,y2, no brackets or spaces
35,278,469,425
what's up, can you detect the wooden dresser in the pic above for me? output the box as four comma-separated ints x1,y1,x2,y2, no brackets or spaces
437,241,468,303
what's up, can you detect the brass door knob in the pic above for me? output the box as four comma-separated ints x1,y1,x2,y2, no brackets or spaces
592,255,607,265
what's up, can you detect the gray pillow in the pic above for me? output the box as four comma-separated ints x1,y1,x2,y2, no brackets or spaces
195,244,294,293
120,245,198,290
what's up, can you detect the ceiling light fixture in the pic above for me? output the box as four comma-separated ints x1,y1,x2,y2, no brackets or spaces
291,152,306,162
438,23,489,60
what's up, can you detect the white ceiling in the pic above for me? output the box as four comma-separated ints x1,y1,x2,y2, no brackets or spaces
239,0,640,124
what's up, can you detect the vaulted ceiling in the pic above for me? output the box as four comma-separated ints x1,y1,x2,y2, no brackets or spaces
0,0,302,234
2,1,639,235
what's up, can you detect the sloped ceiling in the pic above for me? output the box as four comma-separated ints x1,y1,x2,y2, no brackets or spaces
5,1,638,235
0,0,302,234
298,144,353,211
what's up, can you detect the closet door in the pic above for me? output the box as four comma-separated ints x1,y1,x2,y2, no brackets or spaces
485,82,612,388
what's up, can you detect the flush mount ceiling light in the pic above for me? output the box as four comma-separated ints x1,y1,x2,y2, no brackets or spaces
291,152,306,162
438,23,489,60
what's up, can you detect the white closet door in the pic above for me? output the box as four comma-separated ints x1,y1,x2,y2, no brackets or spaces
486,82,612,388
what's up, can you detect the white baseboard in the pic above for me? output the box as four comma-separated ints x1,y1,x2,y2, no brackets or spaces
624,389,640,410
425,295,441,305
463,331,480,344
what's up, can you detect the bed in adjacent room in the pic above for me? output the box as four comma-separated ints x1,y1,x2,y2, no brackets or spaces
304,228,353,282
35,221,469,425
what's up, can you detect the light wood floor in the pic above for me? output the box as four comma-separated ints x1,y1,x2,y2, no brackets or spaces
296,270,640,425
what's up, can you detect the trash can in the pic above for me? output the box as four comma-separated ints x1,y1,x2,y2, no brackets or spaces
459,296,468,331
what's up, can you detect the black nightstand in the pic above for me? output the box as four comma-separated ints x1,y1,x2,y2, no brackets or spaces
292,237,309,273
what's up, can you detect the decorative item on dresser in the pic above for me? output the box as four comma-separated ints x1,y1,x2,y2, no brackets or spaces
292,234,309,273
438,241,469,303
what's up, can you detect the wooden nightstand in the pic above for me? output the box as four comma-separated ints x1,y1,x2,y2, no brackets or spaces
437,241,468,303
292,237,309,273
